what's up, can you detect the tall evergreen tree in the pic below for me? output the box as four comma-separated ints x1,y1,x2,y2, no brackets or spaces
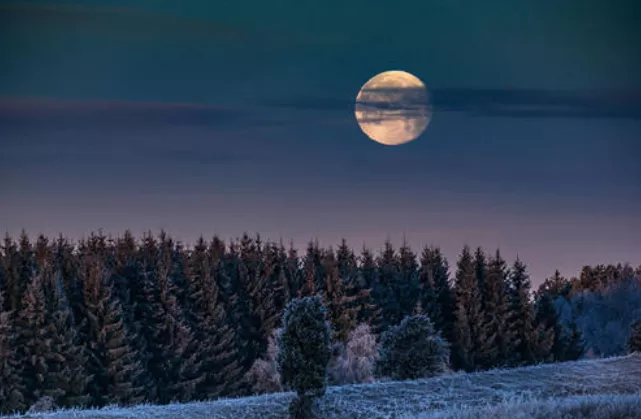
284,242,302,301
183,237,244,399
148,234,203,403
78,253,145,407
41,271,92,408
507,258,553,365
452,246,494,372
0,289,25,414
15,269,51,406
481,249,515,368
320,248,358,343
299,240,323,297
421,247,455,349
1,233,28,313
375,240,402,330
536,271,584,362
358,247,384,334
234,234,281,370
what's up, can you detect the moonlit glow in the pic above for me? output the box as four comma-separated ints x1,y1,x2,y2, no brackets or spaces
355,70,431,146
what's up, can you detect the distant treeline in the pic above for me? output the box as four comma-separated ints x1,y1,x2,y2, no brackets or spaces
0,230,639,414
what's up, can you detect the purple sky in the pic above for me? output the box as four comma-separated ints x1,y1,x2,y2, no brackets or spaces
1,1,640,284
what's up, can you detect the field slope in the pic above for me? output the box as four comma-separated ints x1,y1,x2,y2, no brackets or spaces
9,353,641,419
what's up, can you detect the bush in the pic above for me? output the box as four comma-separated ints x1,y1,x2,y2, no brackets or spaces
245,328,283,395
328,323,378,385
628,320,641,353
27,395,57,413
376,314,450,381
277,296,332,418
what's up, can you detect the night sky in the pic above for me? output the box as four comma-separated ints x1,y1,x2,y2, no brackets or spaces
1,0,640,285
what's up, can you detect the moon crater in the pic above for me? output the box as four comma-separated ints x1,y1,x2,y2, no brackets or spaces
355,70,431,146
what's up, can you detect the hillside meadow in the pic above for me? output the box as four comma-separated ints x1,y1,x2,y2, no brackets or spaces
7,353,641,419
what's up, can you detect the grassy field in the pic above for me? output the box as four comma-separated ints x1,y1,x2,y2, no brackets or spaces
7,353,641,419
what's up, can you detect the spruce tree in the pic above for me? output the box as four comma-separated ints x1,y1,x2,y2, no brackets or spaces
0,289,25,414
184,237,244,399
285,242,302,302
79,254,145,407
299,240,323,297
375,240,402,330
235,234,281,370
15,270,50,406
277,296,332,418
354,248,381,333
452,245,494,372
507,258,553,365
1,235,22,313
148,235,203,403
421,247,455,349
376,315,450,380
481,249,515,368
627,320,641,353
42,271,92,408
320,248,358,343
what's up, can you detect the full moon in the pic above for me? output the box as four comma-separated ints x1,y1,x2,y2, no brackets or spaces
355,70,431,146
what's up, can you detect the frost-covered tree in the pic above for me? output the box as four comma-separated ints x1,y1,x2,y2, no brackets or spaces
572,278,641,357
328,323,377,385
245,328,283,395
376,315,450,381
277,296,332,418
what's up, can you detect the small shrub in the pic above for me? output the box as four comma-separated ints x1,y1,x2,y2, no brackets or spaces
245,328,283,395
376,314,450,381
628,319,641,353
27,395,57,413
328,323,378,385
277,296,332,418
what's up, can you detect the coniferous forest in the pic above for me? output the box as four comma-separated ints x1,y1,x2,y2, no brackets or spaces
1,230,640,414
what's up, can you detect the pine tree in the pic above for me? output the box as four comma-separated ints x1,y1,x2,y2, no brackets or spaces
1,234,22,313
481,249,515,368
375,240,402,330
184,237,244,399
148,234,203,404
277,296,332,418
284,242,302,301
628,320,641,353
452,246,494,372
234,234,281,370
15,270,51,406
273,242,292,317
0,289,25,414
130,233,160,401
398,241,420,319
79,254,145,407
320,248,358,343
358,247,383,335
299,240,323,297
376,315,450,380
507,258,553,365
42,271,92,408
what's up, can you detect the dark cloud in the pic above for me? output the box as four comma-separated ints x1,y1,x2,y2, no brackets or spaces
267,89,641,119
0,98,281,130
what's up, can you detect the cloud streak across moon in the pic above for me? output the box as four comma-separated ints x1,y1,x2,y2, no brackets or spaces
355,70,432,145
